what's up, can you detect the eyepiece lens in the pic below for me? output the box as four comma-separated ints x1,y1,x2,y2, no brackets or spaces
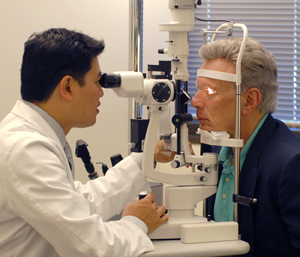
99,73,107,87
100,73,121,88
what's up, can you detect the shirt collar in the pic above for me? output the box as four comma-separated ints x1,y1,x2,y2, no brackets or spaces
23,101,67,148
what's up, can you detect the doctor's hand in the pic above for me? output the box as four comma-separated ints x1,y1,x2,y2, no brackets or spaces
122,193,168,235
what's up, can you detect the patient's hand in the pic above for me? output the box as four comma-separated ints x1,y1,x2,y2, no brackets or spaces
154,139,195,163
154,139,176,163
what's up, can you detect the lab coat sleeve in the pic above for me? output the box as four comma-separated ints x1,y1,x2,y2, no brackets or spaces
5,136,154,257
73,155,151,221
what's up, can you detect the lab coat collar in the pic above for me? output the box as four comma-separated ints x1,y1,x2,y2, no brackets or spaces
22,100,67,149
11,100,62,148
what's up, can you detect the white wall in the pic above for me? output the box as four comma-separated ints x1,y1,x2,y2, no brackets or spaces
143,0,170,73
0,0,170,183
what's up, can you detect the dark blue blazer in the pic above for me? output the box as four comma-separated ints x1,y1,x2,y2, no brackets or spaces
207,114,300,257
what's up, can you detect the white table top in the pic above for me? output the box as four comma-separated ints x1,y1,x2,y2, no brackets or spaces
141,239,250,257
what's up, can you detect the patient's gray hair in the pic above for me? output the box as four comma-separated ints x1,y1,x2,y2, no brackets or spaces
199,37,278,114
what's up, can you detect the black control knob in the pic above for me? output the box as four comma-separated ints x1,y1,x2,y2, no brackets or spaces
152,82,171,103
204,167,212,173
200,176,207,182
110,153,123,166
139,191,148,200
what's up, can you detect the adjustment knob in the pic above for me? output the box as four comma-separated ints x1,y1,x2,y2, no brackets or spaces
171,160,180,168
139,191,148,200
152,82,171,103
110,153,123,167
204,167,212,173
200,176,207,182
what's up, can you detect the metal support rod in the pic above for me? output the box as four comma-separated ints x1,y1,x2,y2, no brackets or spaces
175,80,182,154
211,23,248,223
184,81,188,113
129,0,143,73
234,92,241,221
232,24,248,222
129,0,143,119
128,0,143,155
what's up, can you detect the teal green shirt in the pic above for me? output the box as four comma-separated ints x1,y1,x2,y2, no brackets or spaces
214,114,268,222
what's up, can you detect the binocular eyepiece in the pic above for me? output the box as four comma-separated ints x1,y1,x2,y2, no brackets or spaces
99,73,121,88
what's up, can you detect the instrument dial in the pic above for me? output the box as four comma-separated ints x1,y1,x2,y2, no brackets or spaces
152,82,171,103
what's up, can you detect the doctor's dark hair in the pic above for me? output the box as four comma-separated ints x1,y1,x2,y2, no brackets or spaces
21,28,105,102
199,37,278,114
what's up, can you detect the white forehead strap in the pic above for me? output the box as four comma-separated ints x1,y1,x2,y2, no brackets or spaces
197,69,238,83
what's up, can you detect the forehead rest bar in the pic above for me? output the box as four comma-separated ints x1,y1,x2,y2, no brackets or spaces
197,69,238,83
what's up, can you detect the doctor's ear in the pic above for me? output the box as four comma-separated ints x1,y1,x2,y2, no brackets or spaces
58,75,76,100
241,87,261,115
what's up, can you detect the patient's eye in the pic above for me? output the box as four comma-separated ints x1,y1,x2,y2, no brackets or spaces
206,86,217,96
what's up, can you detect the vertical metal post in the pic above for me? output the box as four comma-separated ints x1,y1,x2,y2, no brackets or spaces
128,0,143,155
211,23,248,223
129,0,143,119
234,93,241,222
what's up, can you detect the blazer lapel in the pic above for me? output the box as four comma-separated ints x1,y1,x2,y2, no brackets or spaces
238,114,276,254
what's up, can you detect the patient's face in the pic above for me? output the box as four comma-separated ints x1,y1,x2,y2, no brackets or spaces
191,58,237,137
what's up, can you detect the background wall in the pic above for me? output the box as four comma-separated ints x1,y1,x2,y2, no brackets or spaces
0,0,170,183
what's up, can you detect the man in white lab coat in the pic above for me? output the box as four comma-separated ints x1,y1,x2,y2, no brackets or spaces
0,28,168,257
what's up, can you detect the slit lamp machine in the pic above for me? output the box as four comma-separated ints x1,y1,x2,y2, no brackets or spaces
100,0,252,252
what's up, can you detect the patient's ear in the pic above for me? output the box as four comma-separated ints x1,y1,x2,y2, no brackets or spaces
58,75,75,101
241,87,261,115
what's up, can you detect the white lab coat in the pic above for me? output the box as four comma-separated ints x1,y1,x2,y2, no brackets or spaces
0,100,153,257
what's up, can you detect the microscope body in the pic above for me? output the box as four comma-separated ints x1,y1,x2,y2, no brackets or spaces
100,0,248,244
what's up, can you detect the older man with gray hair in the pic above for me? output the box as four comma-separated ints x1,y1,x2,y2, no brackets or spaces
192,36,300,257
